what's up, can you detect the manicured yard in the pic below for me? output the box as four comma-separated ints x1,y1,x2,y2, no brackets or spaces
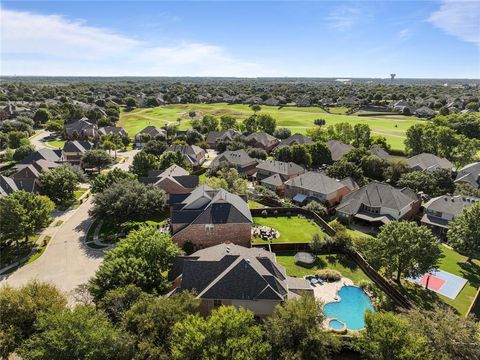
275,251,370,284
44,139,65,149
248,200,264,209
119,103,424,150
402,245,480,316
252,215,324,243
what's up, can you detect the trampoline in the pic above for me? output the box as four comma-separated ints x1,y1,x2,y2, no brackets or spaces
408,269,467,300
294,252,316,266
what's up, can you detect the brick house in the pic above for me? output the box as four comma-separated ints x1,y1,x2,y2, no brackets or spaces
170,185,252,250
63,141,94,165
245,132,280,152
140,165,198,200
168,144,206,168
255,160,305,194
209,149,258,176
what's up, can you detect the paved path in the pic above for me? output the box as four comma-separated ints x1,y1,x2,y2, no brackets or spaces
0,197,103,301
30,130,51,151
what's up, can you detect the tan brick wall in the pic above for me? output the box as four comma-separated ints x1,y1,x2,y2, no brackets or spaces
173,223,251,249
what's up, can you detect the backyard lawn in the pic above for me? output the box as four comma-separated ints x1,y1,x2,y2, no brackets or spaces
44,139,65,149
275,251,370,284
252,215,324,244
248,200,264,209
402,245,480,316
119,103,424,150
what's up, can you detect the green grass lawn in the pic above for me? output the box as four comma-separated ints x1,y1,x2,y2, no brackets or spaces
119,103,425,150
0,234,40,269
248,200,264,209
252,215,324,243
44,140,65,149
275,251,370,284
402,245,480,317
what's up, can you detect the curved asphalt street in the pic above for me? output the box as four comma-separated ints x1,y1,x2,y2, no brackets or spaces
0,149,138,302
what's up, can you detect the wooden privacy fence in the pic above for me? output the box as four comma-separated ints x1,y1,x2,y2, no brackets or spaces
466,287,480,318
249,207,412,309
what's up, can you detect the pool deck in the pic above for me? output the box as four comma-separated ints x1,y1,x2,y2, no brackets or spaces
311,277,354,304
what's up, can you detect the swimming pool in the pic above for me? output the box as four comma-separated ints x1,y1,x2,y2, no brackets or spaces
323,286,374,331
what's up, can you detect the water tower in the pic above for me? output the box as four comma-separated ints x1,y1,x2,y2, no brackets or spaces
390,74,396,82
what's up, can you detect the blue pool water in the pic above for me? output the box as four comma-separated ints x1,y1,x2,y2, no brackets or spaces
329,319,345,330
323,286,374,330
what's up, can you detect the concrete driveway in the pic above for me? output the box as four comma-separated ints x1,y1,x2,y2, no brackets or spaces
30,130,51,150
0,197,103,301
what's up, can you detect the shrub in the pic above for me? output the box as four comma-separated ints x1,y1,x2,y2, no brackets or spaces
183,241,194,255
315,269,341,281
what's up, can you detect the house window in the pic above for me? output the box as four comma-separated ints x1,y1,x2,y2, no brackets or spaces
213,299,222,308
205,224,214,231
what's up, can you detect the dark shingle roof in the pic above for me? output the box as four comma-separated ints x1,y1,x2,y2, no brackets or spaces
325,140,354,161
98,126,128,137
18,148,64,166
369,145,392,160
256,160,304,177
336,182,419,215
285,171,357,195
277,134,313,148
455,162,480,188
171,244,309,302
407,153,453,172
63,141,93,153
209,149,257,169
423,195,480,216
246,132,278,146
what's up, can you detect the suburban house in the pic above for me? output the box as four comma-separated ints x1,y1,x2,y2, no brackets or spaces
134,126,167,148
407,153,454,172
206,130,240,149
285,171,358,206
455,162,480,188
255,160,305,193
209,149,258,176
421,195,480,238
170,185,253,249
276,134,313,149
168,144,206,168
64,118,97,140
17,148,64,169
369,145,392,161
336,182,421,226
140,165,198,198
0,176,28,197
63,141,94,165
98,126,128,138
245,132,280,152
167,244,313,316
325,140,354,161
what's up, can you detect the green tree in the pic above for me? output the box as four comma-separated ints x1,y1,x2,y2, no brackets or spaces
7,131,27,149
327,160,364,185
125,97,137,109
264,296,340,360
130,150,159,177
353,123,371,148
256,113,277,134
361,311,432,360
406,307,480,360
309,141,333,167
171,306,270,360
220,114,237,130
158,150,190,171
122,292,200,358
33,108,50,125
44,119,64,133
97,285,147,324
0,281,67,358
88,226,180,301
366,221,442,282
18,305,132,360
39,166,79,205
447,202,480,261
81,149,112,171
201,115,219,132
243,115,258,134
91,168,136,193
273,127,291,139
90,180,167,223
384,159,410,184
290,144,312,168
13,143,35,161
250,104,261,114
454,182,480,198
326,122,354,144
405,124,426,156
0,191,54,247
360,155,388,180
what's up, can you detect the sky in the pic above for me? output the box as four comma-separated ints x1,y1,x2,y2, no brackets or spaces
1,1,479,78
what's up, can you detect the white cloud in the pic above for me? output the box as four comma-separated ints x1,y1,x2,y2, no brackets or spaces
398,28,411,40
428,0,480,45
0,7,268,76
326,6,363,31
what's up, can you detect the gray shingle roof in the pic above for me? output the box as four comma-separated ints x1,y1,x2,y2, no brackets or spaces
171,244,310,301
18,148,64,166
63,141,93,153
407,153,453,172
135,126,166,139
246,132,279,146
423,195,480,216
455,162,480,188
336,182,419,215
277,134,313,148
369,145,392,160
64,119,95,135
256,160,304,176
171,185,252,229
98,126,128,137
206,130,239,144
325,140,354,161
209,149,257,168
285,171,356,195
